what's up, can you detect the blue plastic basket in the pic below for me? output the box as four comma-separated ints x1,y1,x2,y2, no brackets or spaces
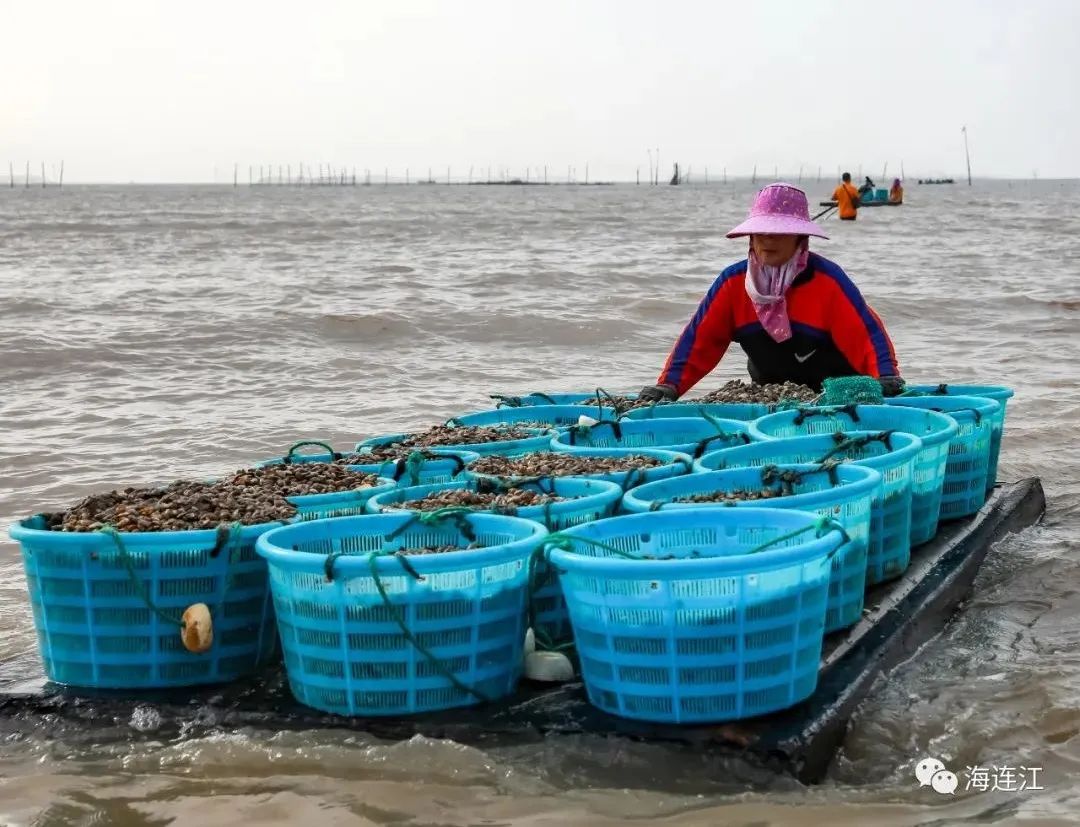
449,405,617,429
9,516,279,689
257,441,479,487
751,405,958,546
546,508,844,724
624,401,774,422
287,478,397,521
551,418,751,458
356,427,556,458
465,447,693,491
490,391,639,409
885,396,998,519
695,432,922,585
257,512,546,717
367,477,623,648
901,384,1014,492
622,463,878,633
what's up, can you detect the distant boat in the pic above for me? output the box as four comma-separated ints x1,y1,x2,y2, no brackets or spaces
819,188,903,209
917,178,954,185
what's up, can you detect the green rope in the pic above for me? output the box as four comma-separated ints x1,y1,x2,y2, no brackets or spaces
100,526,187,627
284,440,340,464
319,550,490,708
816,430,895,463
526,549,575,653
595,387,631,418
385,506,479,545
399,450,428,486
322,545,490,703
365,552,490,702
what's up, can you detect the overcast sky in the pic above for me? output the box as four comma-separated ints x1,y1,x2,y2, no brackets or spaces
4,0,1078,182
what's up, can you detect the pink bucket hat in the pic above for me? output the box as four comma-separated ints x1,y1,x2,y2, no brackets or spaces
726,183,829,239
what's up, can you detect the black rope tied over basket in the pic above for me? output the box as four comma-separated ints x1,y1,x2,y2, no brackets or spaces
792,404,860,427
817,430,896,463
490,391,558,409
691,430,752,458
594,387,632,418
760,459,842,494
566,419,623,445
929,405,982,424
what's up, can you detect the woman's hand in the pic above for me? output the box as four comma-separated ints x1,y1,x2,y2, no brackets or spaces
638,383,679,402
879,375,905,397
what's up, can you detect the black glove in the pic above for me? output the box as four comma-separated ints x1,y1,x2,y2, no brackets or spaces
638,383,679,402
879,375,905,397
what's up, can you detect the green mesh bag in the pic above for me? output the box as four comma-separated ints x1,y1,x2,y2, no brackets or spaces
819,376,883,406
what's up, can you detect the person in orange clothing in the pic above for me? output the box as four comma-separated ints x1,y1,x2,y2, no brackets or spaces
639,183,902,401
889,178,904,204
831,172,861,220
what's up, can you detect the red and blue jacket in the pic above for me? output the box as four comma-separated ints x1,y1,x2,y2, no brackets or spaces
658,252,899,395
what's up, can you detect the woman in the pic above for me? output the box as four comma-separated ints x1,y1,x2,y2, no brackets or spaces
640,183,902,401
889,178,904,204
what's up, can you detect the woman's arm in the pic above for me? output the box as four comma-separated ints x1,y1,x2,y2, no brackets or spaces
655,269,739,396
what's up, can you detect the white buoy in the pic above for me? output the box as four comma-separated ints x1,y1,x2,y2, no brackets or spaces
578,415,598,426
524,650,575,683
523,627,536,656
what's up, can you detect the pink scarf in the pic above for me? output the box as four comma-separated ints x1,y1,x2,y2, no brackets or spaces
744,241,810,342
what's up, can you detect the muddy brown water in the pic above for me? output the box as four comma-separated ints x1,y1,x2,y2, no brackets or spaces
2,181,1078,825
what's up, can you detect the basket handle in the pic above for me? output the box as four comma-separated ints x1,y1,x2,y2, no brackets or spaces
284,440,341,464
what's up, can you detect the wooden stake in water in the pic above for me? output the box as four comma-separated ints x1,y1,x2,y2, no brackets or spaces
59,160,64,188
9,161,14,188
25,160,30,188
962,126,972,186
233,163,238,188
585,162,588,185
751,163,757,184
882,162,888,182
41,162,46,188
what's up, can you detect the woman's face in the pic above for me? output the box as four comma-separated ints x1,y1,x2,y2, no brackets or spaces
751,234,801,267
